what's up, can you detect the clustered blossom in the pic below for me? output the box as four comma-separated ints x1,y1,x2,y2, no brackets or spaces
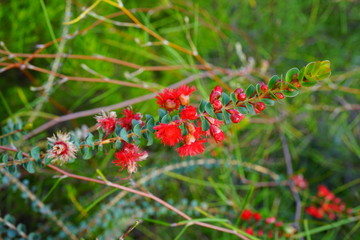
47,131,78,165
96,109,143,135
240,209,295,238
118,108,143,130
95,111,117,134
156,85,196,112
153,122,182,146
113,142,148,174
305,185,352,220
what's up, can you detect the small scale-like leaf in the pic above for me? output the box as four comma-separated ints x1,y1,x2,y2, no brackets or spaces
2,153,9,164
82,147,92,160
230,92,237,103
282,90,299,97
221,92,231,105
115,139,123,149
255,84,261,95
161,114,172,124
158,109,167,120
223,111,231,124
30,147,41,162
245,102,255,115
24,161,35,173
236,107,248,114
216,113,224,120
4,214,15,224
146,118,155,133
268,75,280,89
262,98,275,106
144,131,153,146
285,67,299,83
133,123,142,137
120,128,129,142
245,84,255,97
204,102,215,117
200,116,210,131
85,133,94,149
131,135,140,145
199,99,207,113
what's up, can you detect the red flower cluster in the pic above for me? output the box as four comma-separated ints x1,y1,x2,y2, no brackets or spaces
118,109,143,130
156,85,196,112
113,142,148,174
96,109,143,134
240,209,294,238
291,174,308,190
305,185,352,220
153,122,182,146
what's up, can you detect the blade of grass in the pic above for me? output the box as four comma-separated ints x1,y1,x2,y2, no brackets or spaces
39,0,59,49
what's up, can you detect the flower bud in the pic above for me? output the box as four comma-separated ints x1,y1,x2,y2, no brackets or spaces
228,109,244,123
275,92,285,99
210,85,222,103
179,94,190,105
210,125,225,143
260,82,269,92
234,88,246,101
212,99,222,111
164,99,178,111
255,102,266,111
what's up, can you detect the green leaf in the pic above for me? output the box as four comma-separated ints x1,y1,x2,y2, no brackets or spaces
133,123,142,137
268,75,279,89
131,135,140,145
221,92,231,105
30,147,41,162
83,147,92,160
245,102,255,115
15,151,23,161
120,128,129,142
161,114,172,124
85,132,94,149
216,113,224,120
4,214,15,224
199,99,207,113
158,109,167,120
2,153,9,164
285,67,299,83
204,102,215,117
230,92,237,103
146,117,155,132
262,98,275,106
302,81,317,87
223,111,231,124
144,131,153,146
236,107,248,114
298,68,305,82
282,90,299,97
255,83,261,95
115,139,123,149
245,84,255,97
24,161,35,173
28,232,41,240
200,116,210,131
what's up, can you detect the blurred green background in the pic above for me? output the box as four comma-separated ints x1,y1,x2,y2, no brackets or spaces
0,0,359,239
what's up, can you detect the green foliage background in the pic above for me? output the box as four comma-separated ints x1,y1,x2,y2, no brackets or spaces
0,0,359,239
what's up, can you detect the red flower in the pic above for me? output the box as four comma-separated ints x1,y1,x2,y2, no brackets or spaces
113,143,148,174
153,122,182,146
118,108,143,130
95,111,117,134
253,212,262,221
156,88,180,112
291,175,308,189
241,209,253,221
177,85,196,105
306,206,324,219
209,125,225,143
180,105,198,120
265,217,276,224
176,139,206,157
210,85,222,103
317,185,333,199
245,227,254,236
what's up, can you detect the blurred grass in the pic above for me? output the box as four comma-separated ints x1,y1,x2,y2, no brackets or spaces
0,0,359,239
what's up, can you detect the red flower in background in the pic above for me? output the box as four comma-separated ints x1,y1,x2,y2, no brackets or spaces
153,122,182,146
291,175,308,190
180,105,198,120
241,209,253,221
113,142,148,174
118,108,143,130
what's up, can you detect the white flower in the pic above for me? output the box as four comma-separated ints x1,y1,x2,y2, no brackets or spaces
47,131,78,165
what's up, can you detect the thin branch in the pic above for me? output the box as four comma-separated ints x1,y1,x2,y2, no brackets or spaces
280,133,302,234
